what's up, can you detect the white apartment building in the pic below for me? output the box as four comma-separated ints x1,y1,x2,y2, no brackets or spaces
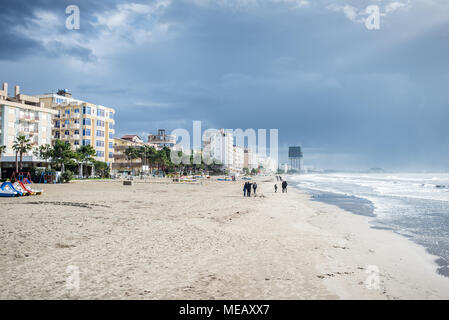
0,82,57,171
257,156,278,174
244,148,258,170
233,145,244,173
203,129,234,171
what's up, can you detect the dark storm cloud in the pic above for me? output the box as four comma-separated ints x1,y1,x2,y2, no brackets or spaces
0,0,121,60
1,0,448,170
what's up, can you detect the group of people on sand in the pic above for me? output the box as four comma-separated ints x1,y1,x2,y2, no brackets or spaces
243,182,257,197
243,178,288,197
274,176,288,193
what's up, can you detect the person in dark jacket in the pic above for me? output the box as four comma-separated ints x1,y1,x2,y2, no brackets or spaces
246,182,252,197
282,180,288,193
274,184,278,193
243,182,248,197
252,182,257,196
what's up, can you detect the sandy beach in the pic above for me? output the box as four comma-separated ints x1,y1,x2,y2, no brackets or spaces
1,177,448,300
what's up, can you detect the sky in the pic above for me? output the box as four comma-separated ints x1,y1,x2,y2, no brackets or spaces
0,0,448,171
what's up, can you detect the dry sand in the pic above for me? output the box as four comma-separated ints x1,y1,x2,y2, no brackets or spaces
1,177,448,299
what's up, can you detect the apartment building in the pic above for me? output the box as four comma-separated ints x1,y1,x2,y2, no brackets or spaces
233,145,244,173
112,135,145,173
244,148,258,171
203,129,234,171
0,82,57,171
38,90,115,165
148,129,176,150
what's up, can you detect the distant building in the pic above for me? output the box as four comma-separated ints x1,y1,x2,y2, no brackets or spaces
148,129,176,150
112,135,145,174
233,145,244,172
288,146,303,172
37,90,115,165
243,148,257,171
257,157,278,174
0,82,58,173
203,129,234,171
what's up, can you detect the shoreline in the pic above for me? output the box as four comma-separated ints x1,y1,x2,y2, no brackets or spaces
1,178,448,299
291,178,449,279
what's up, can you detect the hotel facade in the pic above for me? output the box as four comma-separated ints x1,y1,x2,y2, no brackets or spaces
38,91,115,165
0,83,57,171
112,135,146,173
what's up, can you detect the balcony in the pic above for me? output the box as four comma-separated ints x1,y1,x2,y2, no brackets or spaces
71,123,80,130
70,134,80,140
19,114,31,122
19,127,38,135
71,113,81,119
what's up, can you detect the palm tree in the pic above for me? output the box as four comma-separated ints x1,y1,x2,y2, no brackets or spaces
34,144,53,169
154,148,170,174
51,139,76,173
124,146,139,175
76,145,96,178
12,135,32,172
0,145,6,180
138,145,157,173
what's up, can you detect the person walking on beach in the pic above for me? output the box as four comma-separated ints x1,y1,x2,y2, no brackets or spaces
274,184,278,193
252,182,257,196
282,180,288,193
246,182,252,197
243,182,248,197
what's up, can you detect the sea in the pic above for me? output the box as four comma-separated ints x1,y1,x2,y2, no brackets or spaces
290,173,449,277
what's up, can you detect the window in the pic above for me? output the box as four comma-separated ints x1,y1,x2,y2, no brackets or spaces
97,109,105,117
83,118,91,125
96,151,104,157
83,106,91,115
109,123,114,130
74,130,80,135
65,120,70,126
109,152,113,159
109,142,113,149
109,112,114,120
109,132,113,139
74,140,80,146
54,132,60,139
55,121,60,128
96,130,104,137
74,109,80,113
83,129,91,136
74,120,80,124
96,120,105,127
65,109,70,115
65,130,70,136
82,140,91,146
96,140,105,147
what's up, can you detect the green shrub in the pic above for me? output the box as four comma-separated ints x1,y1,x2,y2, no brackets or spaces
61,170,74,183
